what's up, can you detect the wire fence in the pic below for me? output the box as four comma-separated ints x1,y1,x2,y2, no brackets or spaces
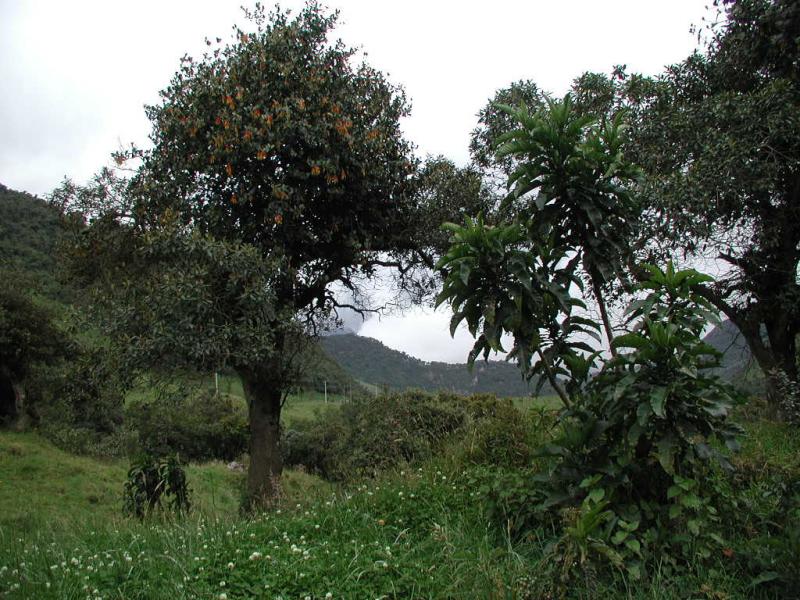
210,372,392,403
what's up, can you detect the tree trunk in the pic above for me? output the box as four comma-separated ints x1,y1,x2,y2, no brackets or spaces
733,314,796,416
239,367,284,509
591,277,617,357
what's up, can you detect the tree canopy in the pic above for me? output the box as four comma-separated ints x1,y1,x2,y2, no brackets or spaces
55,1,426,505
628,0,800,401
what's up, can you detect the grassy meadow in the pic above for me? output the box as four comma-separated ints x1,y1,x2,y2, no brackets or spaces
0,393,798,599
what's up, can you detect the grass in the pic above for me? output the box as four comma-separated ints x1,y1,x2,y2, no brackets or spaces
0,438,774,599
126,372,348,428
0,459,539,599
1,395,797,598
0,431,331,537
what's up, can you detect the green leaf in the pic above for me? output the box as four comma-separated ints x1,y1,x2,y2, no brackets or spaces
750,572,780,588
611,530,629,545
656,435,676,474
587,488,605,503
687,519,700,536
624,539,641,554
459,261,471,286
650,387,668,418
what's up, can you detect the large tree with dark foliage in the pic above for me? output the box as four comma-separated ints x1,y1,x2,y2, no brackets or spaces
471,1,800,410
54,2,427,505
629,0,800,405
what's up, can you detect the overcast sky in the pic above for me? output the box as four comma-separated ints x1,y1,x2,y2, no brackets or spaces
1,0,710,363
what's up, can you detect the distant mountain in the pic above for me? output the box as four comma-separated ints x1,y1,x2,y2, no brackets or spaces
702,319,763,392
319,333,541,397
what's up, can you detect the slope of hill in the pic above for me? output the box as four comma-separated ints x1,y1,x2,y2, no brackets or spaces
324,321,766,398
702,319,764,392
0,182,65,300
320,333,538,397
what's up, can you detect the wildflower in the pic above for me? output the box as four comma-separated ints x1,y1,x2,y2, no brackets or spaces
227,562,235,569
219,594,228,600
249,552,262,561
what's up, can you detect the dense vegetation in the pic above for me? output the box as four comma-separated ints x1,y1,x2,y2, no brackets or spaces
0,184,64,300
1,0,799,597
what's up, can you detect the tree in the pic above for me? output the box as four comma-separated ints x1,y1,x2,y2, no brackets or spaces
0,284,66,422
493,96,639,352
436,96,639,404
628,0,800,406
411,156,497,256
470,80,547,186
55,2,423,506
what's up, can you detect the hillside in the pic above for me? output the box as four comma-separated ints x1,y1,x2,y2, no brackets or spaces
322,322,766,398
702,319,764,392
0,182,65,300
320,333,539,397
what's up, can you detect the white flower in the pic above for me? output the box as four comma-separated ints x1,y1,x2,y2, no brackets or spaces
326,594,333,599
219,594,228,600
227,562,235,569
249,552,262,561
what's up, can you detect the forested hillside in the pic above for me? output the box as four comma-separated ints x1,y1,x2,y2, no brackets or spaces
0,183,64,299
321,333,539,397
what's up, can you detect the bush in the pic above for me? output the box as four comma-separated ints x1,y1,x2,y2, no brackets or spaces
127,385,248,462
771,368,800,426
491,266,745,584
31,347,128,457
39,424,137,458
283,390,467,481
122,453,191,519
455,395,537,468
283,390,544,481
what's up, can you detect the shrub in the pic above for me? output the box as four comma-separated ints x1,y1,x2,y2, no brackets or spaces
497,265,745,583
283,390,466,481
31,347,128,457
771,368,800,426
127,385,248,462
122,453,191,519
39,424,137,458
456,395,536,468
